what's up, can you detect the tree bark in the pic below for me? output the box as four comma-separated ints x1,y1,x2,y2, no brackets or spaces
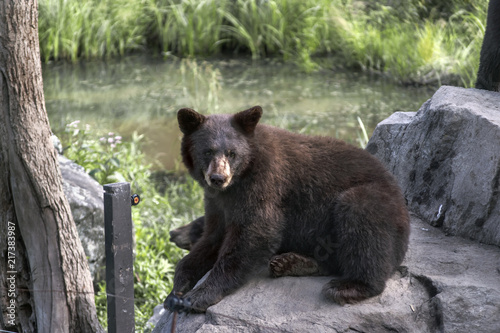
0,1,104,332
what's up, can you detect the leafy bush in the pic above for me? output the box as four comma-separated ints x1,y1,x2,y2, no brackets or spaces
58,121,203,331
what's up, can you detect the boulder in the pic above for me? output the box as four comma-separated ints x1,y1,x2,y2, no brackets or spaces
367,86,500,247
151,217,500,333
58,154,105,283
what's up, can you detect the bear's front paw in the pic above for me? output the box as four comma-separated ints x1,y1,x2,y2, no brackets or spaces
183,288,222,313
164,292,192,313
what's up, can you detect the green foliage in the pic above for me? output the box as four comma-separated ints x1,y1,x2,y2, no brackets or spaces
39,0,146,62
321,0,487,85
220,0,322,70
146,0,227,56
38,0,488,86
60,121,151,187
58,121,203,331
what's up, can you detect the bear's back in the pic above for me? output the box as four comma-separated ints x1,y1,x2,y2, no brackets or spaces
252,124,396,192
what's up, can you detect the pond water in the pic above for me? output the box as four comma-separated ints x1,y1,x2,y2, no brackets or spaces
43,56,432,170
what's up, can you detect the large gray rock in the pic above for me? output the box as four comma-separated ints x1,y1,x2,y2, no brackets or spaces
367,86,500,247
151,217,500,333
59,154,105,283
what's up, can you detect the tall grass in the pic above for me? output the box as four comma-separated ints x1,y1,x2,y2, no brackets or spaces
320,0,487,85
38,0,488,86
445,6,487,87
39,0,147,62
145,0,227,56
220,0,323,70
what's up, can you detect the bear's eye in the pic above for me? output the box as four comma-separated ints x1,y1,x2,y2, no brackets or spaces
228,151,236,159
204,150,213,156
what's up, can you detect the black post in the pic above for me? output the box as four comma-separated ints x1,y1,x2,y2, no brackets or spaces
104,182,135,333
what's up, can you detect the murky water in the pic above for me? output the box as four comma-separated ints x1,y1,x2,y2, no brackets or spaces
43,56,432,170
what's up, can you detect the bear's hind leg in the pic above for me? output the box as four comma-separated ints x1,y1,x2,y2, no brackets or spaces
269,252,320,277
322,278,385,305
323,182,409,305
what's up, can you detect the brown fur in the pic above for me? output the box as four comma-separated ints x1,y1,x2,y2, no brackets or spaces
165,106,410,312
169,216,204,251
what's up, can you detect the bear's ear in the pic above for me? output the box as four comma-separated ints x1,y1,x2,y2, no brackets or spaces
177,108,206,135
233,106,262,134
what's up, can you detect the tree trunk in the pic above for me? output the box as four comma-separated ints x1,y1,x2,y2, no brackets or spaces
0,1,104,332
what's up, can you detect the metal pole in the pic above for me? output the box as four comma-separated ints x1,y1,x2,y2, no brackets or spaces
104,182,135,333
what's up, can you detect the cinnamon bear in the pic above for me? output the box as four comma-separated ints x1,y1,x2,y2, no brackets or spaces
165,106,410,312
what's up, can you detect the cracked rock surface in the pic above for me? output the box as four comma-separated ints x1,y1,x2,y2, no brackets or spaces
367,86,500,246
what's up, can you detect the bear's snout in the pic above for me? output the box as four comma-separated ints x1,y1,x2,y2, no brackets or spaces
210,174,226,187
204,155,233,189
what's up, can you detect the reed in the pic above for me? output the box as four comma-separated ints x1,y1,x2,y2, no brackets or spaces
320,0,487,86
445,7,486,87
149,0,227,56
220,0,323,70
39,0,147,61
38,0,489,90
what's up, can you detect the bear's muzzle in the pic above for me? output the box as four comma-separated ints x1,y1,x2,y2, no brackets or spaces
204,155,232,189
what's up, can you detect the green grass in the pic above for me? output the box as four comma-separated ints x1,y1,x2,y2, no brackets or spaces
320,0,487,85
146,0,227,56
38,0,489,86
220,0,323,70
38,0,147,62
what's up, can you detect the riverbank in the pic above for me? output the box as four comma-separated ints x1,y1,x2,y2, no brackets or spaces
39,0,487,86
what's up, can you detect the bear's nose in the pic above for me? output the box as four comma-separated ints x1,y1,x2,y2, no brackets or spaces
210,174,226,186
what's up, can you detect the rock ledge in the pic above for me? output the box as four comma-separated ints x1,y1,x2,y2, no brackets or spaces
152,217,500,333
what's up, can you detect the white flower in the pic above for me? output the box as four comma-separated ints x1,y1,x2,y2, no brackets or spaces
68,120,80,128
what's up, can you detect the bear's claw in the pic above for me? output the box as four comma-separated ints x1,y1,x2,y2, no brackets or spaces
164,293,192,313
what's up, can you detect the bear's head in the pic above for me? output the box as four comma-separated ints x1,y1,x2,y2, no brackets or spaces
177,106,262,190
